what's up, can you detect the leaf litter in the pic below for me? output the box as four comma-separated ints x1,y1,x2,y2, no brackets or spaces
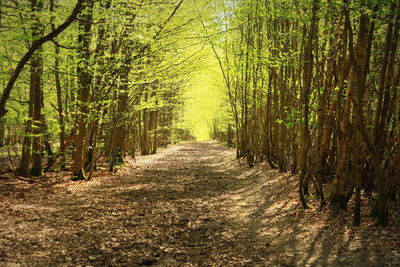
0,141,399,266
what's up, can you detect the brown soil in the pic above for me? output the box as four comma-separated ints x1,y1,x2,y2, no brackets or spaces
0,141,399,266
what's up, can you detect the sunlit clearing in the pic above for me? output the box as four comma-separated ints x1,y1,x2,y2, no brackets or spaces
183,48,226,141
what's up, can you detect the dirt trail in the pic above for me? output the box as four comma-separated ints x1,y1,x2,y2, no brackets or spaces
0,142,399,266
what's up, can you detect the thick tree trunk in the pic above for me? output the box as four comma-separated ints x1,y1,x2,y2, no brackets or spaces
30,0,44,177
19,87,34,177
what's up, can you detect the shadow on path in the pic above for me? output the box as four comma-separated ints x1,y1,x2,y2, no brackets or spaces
0,141,399,266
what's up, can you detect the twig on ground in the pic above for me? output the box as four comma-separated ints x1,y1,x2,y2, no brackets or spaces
14,176,36,183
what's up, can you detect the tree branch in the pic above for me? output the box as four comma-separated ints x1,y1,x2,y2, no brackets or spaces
0,0,85,119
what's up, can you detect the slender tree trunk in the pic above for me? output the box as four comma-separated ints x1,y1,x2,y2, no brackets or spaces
73,1,94,180
345,3,388,225
353,129,362,226
113,61,130,164
88,121,98,180
0,118,4,147
50,0,66,170
151,107,158,154
376,3,399,162
141,92,150,155
299,0,319,208
0,0,84,119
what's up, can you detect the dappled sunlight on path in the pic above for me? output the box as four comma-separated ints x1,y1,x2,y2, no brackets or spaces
0,142,399,266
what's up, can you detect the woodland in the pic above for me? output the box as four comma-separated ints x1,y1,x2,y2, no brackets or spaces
0,0,399,266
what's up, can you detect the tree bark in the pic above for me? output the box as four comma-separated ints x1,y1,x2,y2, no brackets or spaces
299,0,319,208
50,0,66,170
345,4,388,225
72,1,94,180
30,0,44,177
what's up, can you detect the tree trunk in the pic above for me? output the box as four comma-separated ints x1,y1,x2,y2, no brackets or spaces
141,92,150,155
152,108,158,154
345,3,388,225
18,87,34,177
30,0,44,177
0,0,84,119
299,0,319,208
0,118,4,147
50,0,66,170
72,1,94,180
113,61,130,164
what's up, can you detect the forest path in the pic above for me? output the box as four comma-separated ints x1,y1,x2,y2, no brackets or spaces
0,142,398,266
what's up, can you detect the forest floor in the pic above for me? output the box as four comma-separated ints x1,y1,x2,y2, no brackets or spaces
0,141,399,266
